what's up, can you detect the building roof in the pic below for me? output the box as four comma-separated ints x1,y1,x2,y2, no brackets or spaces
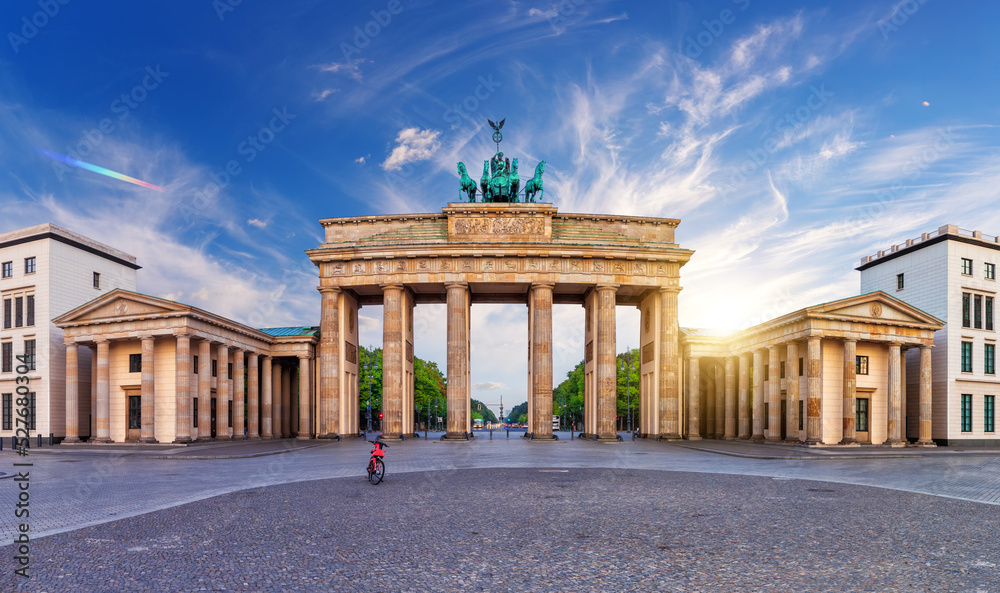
680,327,733,338
0,223,140,269
256,326,320,337
857,224,1000,271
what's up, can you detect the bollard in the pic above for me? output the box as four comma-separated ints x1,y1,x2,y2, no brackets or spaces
50,432,54,446
37,434,42,447
571,430,574,440
489,428,492,440
506,428,509,439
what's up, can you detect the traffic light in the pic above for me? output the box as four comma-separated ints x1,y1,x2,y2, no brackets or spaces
379,413,383,419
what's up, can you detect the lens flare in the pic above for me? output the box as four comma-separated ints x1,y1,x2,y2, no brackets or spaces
34,148,164,192
922,101,930,107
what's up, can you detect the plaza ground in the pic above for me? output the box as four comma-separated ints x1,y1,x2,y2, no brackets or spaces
1,436,999,591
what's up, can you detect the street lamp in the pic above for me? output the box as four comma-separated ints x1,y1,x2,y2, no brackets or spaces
620,348,636,437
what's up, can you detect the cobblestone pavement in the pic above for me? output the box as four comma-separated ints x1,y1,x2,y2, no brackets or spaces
2,468,999,592
0,436,999,590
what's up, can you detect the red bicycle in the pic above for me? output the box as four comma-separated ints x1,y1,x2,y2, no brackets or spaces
367,440,388,485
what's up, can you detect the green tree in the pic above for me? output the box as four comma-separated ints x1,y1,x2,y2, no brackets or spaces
616,348,640,430
359,346,383,426
470,399,498,423
508,401,528,424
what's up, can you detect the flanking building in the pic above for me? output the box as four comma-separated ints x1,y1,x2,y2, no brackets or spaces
0,224,139,443
858,224,1000,445
53,290,318,443
681,292,944,446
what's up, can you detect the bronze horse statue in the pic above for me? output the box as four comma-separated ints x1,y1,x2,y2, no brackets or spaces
458,162,477,202
509,158,520,200
480,160,490,201
525,161,545,202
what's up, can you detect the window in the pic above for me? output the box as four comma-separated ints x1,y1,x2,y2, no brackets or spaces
962,258,974,275
129,354,142,373
897,273,904,290
1,261,11,278
987,344,996,375
989,297,996,332
14,297,22,328
856,355,869,375
764,365,769,381
975,295,983,329
25,295,33,327
961,394,972,432
798,400,804,431
228,363,233,380
1,393,9,430
986,395,995,433
962,342,973,373
780,361,785,379
24,257,35,275
799,357,804,376
193,355,199,374
93,272,101,289
856,398,869,432
193,398,199,428
1,342,10,373
2,299,9,329
212,360,217,377
963,293,972,328
988,263,997,280
24,339,35,371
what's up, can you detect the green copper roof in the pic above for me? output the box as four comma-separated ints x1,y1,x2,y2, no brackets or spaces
256,326,319,337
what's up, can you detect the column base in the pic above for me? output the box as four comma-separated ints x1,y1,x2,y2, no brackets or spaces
839,438,857,445
750,435,765,442
724,436,737,441
139,437,158,444
737,435,750,440
296,435,312,441
766,437,783,443
247,435,261,440
914,440,937,447
317,433,339,439
785,438,803,444
172,436,193,444
215,436,231,442
260,435,273,440
92,437,113,444
62,436,81,444
884,439,906,448
443,432,471,440
686,435,702,441
195,437,214,443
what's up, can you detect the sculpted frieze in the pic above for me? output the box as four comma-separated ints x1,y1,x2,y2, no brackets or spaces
453,216,544,236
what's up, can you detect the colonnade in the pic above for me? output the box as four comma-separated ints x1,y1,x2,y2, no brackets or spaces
62,333,313,443
685,338,934,445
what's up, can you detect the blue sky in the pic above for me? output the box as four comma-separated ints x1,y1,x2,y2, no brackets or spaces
3,0,998,412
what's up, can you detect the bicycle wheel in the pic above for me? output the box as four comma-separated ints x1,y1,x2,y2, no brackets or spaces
369,458,385,485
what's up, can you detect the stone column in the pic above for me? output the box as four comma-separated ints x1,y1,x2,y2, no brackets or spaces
317,287,341,438
261,356,272,439
714,362,725,438
724,356,736,440
216,344,230,441
382,284,404,439
291,367,300,436
281,364,291,438
445,283,471,439
297,355,312,439
247,353,260,439
174,334,192,443
785,342,800,443
64,342,81,443
840,339,857,445
686,356,700,440
806,337,822,444
887,343,902,445
704,369,716,438
232,349,245,440
738,353,750,439
94,339,111,443
140,336,157,443
751,349,764,441
767,345,781,442
197,340,212,441
271,359,282,438
531,283,556,439
595,285,617,440
918,346,934,445
659,287,681,439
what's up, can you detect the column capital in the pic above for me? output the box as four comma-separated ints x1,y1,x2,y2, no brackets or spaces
444,281,469,290
659,285,682,294
843,337,858,344
380,283,405,292
317,286,342,294
247,351,259,360
94,337,109,344
530,282,555,291
296,353,312,360
64,337,79,345
594,284,619,293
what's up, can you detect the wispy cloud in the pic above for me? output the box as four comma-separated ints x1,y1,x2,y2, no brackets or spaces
381,127,441,171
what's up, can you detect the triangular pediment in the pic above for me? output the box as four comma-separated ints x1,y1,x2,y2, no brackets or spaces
807,292,944,327
53,289,189,324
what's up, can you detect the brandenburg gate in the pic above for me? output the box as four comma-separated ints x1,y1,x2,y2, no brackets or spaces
306,202,693,440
